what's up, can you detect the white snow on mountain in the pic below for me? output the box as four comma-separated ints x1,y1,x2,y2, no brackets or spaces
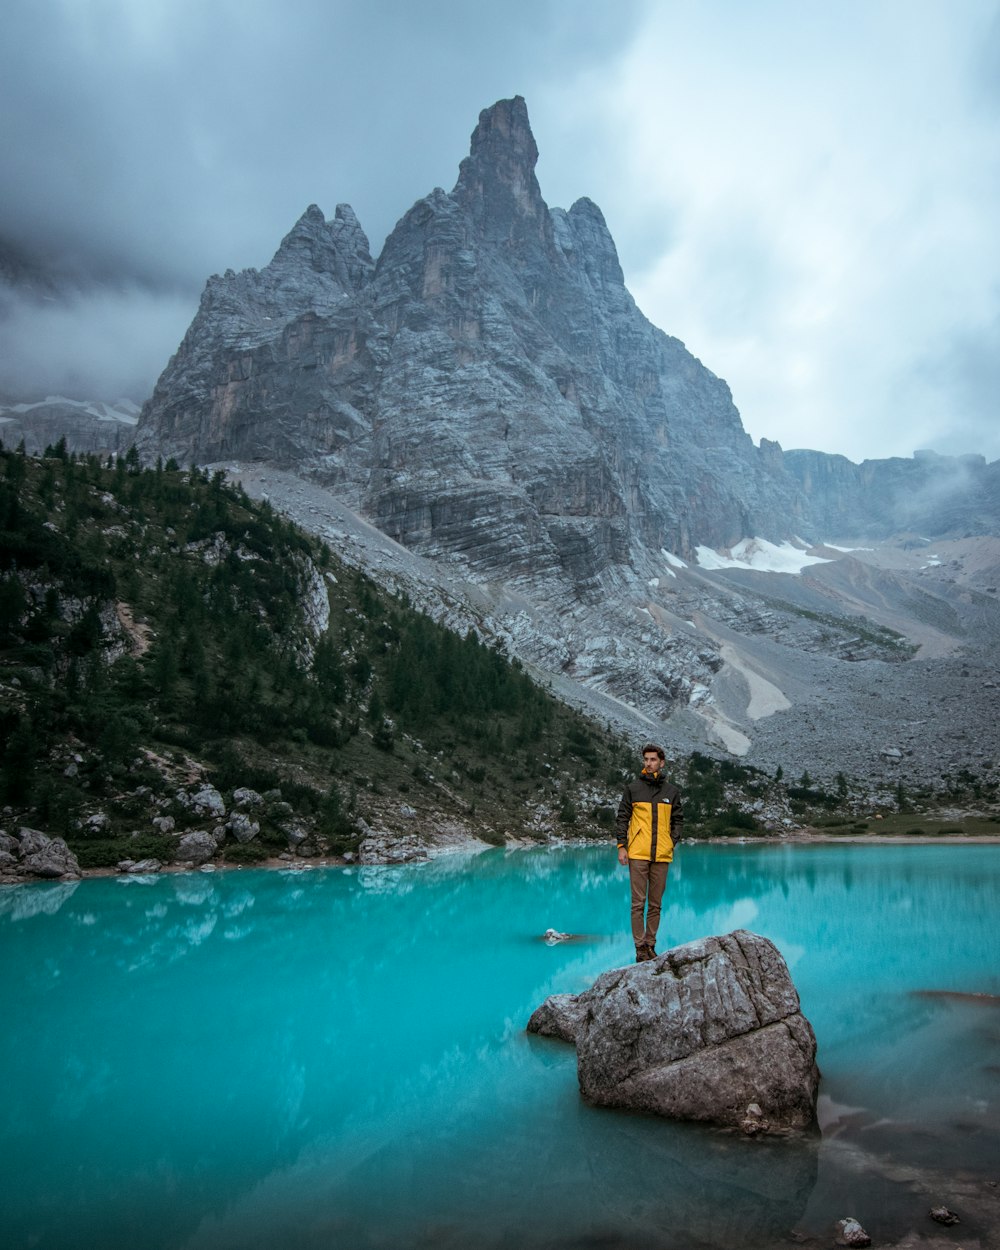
0,396,140,424
695,537,832,575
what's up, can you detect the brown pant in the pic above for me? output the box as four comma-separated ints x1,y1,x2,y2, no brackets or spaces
628,858,669,949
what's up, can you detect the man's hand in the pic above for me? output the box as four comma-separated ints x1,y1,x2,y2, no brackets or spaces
617,846,628,866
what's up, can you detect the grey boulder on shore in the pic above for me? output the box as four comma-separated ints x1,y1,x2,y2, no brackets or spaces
527,929,819,1135
0,827,82,880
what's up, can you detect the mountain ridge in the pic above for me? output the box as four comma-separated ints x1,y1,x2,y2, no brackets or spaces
134,95,808,571
44,97,1000,785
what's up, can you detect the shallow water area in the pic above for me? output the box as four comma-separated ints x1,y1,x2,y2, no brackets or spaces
1,843,998,1249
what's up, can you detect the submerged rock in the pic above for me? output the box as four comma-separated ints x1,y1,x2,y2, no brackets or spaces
835,1216,871,1246
528,929,819,1134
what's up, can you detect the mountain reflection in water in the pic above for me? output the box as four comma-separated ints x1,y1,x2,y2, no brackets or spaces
1,844,997,1250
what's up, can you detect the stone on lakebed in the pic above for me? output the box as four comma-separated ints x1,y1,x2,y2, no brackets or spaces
527,929,819,1135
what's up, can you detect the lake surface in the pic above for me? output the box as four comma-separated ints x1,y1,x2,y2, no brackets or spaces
1,843,998,1249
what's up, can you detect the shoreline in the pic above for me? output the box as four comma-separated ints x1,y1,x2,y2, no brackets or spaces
3,828,1000,888
709,830,1000,845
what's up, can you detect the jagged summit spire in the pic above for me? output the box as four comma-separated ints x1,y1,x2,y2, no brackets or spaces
453,96,548,241
465,95,538,178
270,202,372,290
273,204,328,259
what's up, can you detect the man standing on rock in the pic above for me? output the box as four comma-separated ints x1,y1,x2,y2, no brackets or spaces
616,743,683,962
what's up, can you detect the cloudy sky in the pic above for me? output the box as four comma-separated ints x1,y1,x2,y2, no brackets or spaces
2,0,998,463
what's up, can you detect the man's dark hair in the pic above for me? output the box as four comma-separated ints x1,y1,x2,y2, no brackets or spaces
641,743,666,761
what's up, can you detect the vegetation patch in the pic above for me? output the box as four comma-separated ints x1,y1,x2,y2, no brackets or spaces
0,445,633,864
69,834,176,870
845,814,1000,837
223,843,270,864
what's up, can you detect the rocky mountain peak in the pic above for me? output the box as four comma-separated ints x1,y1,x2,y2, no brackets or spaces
466,94,538,169
270,202,373,292
136,94,807,563
553,197,626,293
271,204,333,266
452,95,549,246
131,95,1000,775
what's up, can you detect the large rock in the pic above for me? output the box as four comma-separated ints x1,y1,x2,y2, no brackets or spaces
227,812,260,844
528,929,819,1134
190,786,226,818
785,447,1000,539
175,830,217,865
12,827,82,879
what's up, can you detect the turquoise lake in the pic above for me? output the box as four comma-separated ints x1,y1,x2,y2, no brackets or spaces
1,843,998,1249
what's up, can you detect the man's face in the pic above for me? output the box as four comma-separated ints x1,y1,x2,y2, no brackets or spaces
643,752,662,774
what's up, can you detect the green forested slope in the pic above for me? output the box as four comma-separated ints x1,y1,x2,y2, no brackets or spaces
4,444,991,877
0,443,637,868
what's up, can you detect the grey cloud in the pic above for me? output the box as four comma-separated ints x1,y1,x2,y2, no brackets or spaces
972,4,1000,110
0,0,643,403
1,0,643,289
2,0,997,467
911,312,1000,462
0,285,195,404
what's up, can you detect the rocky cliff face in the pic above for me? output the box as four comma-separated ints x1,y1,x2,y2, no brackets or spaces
136,97,808,593
0,397,137,456
785,448,1000,538
133,97,1000,774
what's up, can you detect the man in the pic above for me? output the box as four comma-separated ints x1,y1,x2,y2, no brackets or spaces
615,743,683,962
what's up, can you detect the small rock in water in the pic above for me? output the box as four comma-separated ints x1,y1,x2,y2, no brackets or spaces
835,1216,871,1246
929,1205,960,1226
741,1102,771,1136
542,927,571,943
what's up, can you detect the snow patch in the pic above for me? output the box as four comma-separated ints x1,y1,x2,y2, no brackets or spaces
0,396,140,424
702,713,752,756
719,644,791,719
695,537,832,575
661,549,686,569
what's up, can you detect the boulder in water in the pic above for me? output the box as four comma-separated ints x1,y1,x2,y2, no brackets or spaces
528,929,819,1135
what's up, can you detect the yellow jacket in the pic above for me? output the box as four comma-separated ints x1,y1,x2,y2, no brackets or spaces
615,770,683,862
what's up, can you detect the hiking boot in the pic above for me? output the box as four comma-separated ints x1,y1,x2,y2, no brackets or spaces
635,943,652,962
